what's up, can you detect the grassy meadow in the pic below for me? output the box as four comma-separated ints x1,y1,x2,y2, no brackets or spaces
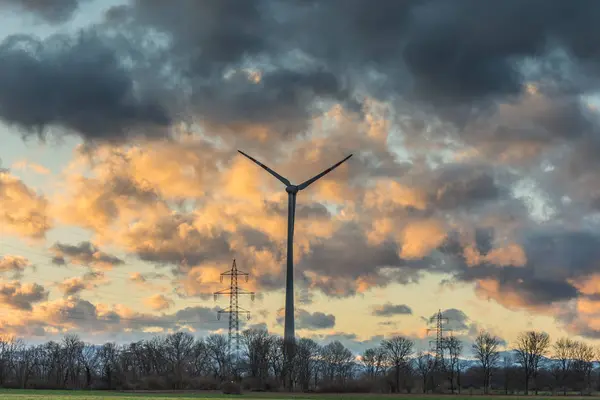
0,391,599,400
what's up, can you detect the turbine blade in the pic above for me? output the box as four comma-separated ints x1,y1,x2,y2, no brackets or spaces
238,150,291,186
297,154,352,190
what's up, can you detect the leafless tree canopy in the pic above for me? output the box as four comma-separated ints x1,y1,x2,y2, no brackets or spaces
514,330,551,395
445,336,462,394
381,336,413,393
473,330,501,394
0,328,595,394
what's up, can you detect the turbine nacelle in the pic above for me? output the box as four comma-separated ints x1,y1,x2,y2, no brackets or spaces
285,185,299,194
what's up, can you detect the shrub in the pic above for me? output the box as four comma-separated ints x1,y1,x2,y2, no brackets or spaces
188,376,220,390
222,380,242,395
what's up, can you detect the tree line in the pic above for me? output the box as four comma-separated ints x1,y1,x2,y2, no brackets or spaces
0,328,596,394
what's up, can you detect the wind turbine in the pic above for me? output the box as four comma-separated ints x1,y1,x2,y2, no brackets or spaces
238,150,352,388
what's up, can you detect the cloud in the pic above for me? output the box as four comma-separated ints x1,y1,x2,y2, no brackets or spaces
56,271,105,297
247,322,268,332
434,308,471,332
0,281,48,311
129,272,168,284
0,31,171,142
5,0,600,343
143,294,174,312
0,171,51,238
430,164,503,210
2,0,600,149
299,222,436,297
276,308,335,330
446,228,600,315
10,160,50,175
0,295,224,337
372,303,413,317
50,241,124,270
0,255,32,278
0,0,83,23
399,219,447,260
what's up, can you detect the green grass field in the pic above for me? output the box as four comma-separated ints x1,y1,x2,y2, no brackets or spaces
0,391,598,400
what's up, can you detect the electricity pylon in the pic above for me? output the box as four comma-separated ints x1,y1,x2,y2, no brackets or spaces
214,259,255,378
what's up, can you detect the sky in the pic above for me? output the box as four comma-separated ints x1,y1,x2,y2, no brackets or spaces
1,0,600,355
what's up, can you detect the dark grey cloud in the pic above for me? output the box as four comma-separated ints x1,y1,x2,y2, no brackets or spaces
51,241,124,268
237,227,279,254
103,0,356,141
443,228,600,308
372,303,413,317
430,164,504,210
276,309,335,330
524,230,600,280
55,301,223,333
192,68,353,136
0,31,171,142
265,200,331,220
0,0,83,23
117,0,270,71
3,0,600,152
127,214,232,271
270,0,600,111
475,227,494,256
298,310,335,330
433,308,470,332
402,0,600,106
298,222,441,297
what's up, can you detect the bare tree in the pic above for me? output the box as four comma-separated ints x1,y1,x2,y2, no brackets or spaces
514,330,550,395
8,329,600,393
164,332,194,389
242,328,273,389
62,334,84,388
80,343,99,389
361,346,388,380
0,335,17,385
206,334,230,380
98,342,118,389
321,341,355,385
267,336,284,385
381,336,413,393
445,336,462,394
473,330,501,394
572,341,595,394
552,337,576,395
295,338,320,392
414,351,435,394
503,354,513,395
189,339,210,378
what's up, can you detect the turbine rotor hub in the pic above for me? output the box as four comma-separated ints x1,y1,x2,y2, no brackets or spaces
286,185,299,194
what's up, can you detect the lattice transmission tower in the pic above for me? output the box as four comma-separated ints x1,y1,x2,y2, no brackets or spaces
427,309,452,370
214,259,255,359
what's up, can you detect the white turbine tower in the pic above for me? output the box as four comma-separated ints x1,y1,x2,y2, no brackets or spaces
238,150,352,389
